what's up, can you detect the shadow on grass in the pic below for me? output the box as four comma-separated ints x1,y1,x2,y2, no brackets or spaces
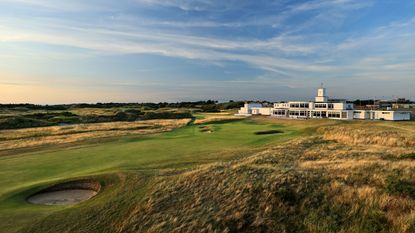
254,130,284,135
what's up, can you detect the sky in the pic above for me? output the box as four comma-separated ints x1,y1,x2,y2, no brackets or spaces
0,0,415,104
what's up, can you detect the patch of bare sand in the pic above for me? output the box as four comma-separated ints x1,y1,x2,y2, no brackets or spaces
27,179,101,205
27,189,98,205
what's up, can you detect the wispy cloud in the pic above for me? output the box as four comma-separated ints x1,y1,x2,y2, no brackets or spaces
1,0,414,102
0,0,410,75
0,16,325,73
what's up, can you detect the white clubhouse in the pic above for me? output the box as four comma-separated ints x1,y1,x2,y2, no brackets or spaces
237,86,411,121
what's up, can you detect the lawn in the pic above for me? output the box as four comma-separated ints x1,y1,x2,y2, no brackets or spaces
0,118,304,232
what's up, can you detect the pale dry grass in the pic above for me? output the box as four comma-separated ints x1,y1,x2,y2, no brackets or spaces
120,125,415,233
194,115,245,124
319,126,415,147
0,119,191,151
300,158,415,171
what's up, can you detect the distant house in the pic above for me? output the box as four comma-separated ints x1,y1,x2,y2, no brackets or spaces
237,86,411,121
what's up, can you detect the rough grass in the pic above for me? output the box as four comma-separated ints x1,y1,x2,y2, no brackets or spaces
120,136,415,233
194,115,244,124
386,176,415,199
2,118,415,233
319,125,415,147
400,153,415,160
0,119,191,151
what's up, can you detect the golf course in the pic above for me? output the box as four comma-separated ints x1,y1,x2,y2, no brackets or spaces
1,115,415,232
0,116,306,232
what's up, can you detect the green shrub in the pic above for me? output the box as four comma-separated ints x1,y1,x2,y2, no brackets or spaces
79,115,109,123
0,117,53,130
124,109,142,115
140,112,193,120
49,116,81,124
200,104,220,112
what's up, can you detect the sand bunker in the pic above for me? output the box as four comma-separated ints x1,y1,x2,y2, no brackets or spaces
27,179,101,205
27,189,97,205
199,126,213,133
254,130,284,135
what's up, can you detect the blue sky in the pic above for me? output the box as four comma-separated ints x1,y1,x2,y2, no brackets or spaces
1,0,415,103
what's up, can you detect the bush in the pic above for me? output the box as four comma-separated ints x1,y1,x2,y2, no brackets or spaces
200,104,220,112
26,112,77,120
80,115,114,123
49,116,81,124
124,109,142,115
114,111,142,122
0,108,191,130
0,117,53,130
218,101,244,110
140,112,193,120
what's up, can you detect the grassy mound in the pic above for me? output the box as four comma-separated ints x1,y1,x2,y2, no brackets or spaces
120,137,415,233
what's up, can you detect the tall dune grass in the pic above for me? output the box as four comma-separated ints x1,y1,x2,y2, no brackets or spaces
318,126,415,147
120,133,415,233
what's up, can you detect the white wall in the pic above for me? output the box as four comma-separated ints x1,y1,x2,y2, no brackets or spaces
332,103,353,110
353,110,411,121
237,103,263,115
332,103,344,110
253,107,272,116
374,111,394,121
315,96,328,102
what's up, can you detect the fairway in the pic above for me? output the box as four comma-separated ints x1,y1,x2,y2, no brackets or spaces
0,119,301,232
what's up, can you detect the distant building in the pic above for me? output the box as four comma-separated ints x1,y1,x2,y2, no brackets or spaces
393,103,415,109
373,100,393,109
237,86,411,121
237,103,263,116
